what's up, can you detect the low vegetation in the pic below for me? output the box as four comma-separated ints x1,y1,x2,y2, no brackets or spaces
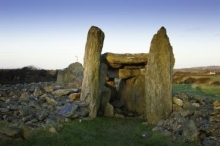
173,84,220,100
0,118,201,146
0,66,58,84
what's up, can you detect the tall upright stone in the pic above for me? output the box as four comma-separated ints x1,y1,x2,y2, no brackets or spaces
145,27,175,124
80,26,105,118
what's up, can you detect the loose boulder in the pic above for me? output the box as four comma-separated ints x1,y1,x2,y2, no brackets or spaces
56,62,83,87
118,74,146,115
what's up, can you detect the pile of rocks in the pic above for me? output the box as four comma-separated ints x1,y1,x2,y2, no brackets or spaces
1,81,220,146
0,82,88,140
153,93,220,146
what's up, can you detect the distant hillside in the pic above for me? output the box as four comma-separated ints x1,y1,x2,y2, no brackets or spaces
174,66,220,72
173,66,220,85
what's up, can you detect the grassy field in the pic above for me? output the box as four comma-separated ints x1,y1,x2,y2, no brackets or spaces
173,83,220,100
0,118,201,146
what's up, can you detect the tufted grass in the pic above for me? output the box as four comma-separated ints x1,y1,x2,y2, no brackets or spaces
0,118,201,146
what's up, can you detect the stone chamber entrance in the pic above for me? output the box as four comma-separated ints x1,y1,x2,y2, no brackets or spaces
80,26,175,125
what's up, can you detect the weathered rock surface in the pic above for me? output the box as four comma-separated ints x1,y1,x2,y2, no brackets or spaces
106,81,118,102
104,103,114,117
56,62,83,87
99,86,111,114
0,82,88,140
101,53,148,69
52,89,78,97
153,93,220,145
58,103,78,118
81,26,105,118
145,27,175,124
118,74,146,115
99,63,112,115
68,93,81,101
107,69,141,79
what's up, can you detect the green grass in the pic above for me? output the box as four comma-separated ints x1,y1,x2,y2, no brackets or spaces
0,118,201,146
173,84,220,100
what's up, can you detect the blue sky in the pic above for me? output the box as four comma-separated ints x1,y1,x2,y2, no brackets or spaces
0,0,219,69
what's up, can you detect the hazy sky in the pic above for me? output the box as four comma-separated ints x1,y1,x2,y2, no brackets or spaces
0,0,219,69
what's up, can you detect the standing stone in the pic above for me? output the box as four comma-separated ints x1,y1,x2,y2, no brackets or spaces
145,27,175,124
80,26,105,118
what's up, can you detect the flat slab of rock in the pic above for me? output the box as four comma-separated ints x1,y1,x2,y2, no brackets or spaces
52,89,78,97
101,52,148,69
107,69,142,79
58,104,78,118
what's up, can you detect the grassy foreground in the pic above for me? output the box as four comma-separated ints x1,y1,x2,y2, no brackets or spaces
1,118,200,146
173,83,220,100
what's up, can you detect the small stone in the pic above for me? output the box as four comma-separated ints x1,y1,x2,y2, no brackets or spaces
180,109,194,117
0,97,7,102
191,103,200,108
52,89,78,97
177,93,189,102
114,113,125,118
44,86,54,92
19,92,29,101
49,127,57,133
19,107,32,116
58,104,78,118
68,93,81,100
36,111,49,121
173,97,183,106
213,100,220,107
194,95,202,103
141,132,150,138
45,97,57,106
104,103,114,117
33,86,46,97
